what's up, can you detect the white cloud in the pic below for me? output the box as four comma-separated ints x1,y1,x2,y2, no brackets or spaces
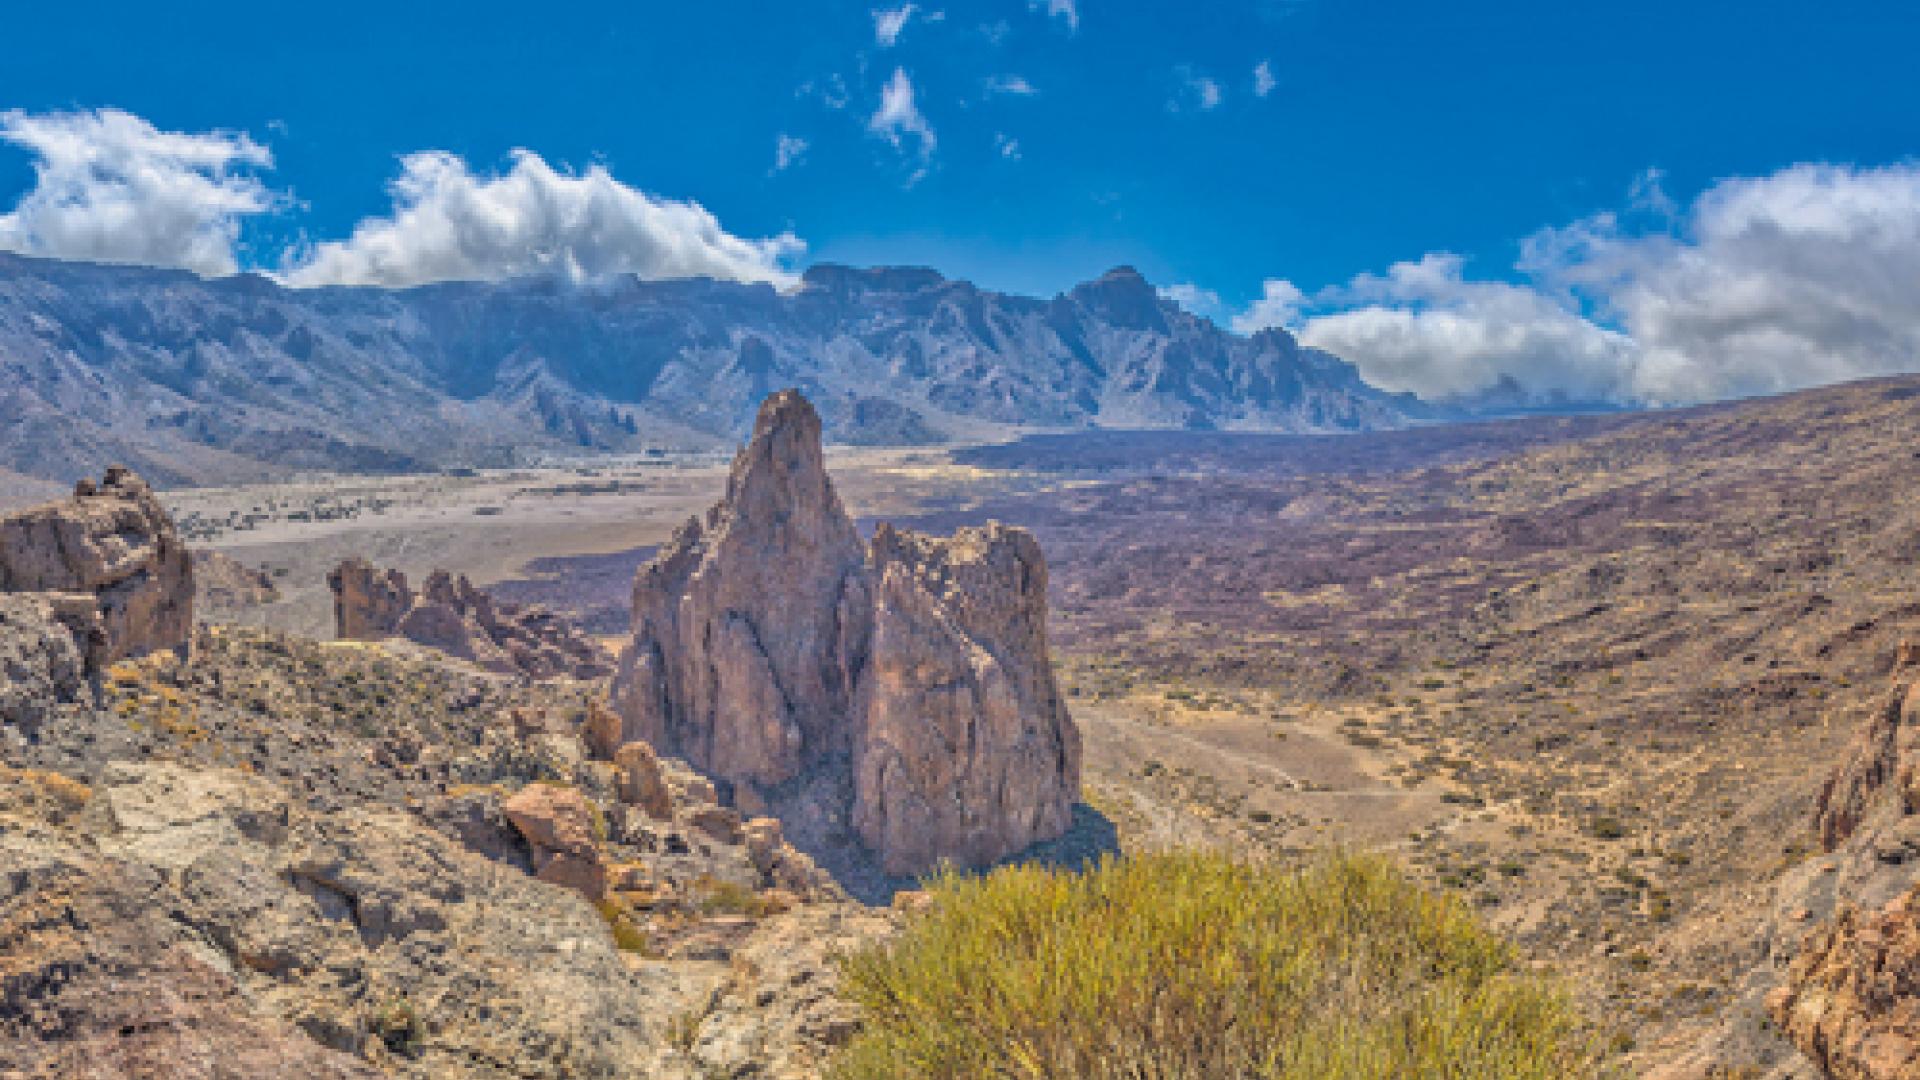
1229,278,1307,335
995,132,1022,160
282,149,802,289
868,67,937,174
773,133,809,173
1293,255,1634,402
873,4,916,47
984,74,1039,97
1030,0,1078,31
1253,60,1276,98
1170,68,1224,112
1235,162,1920,406
1160,282,1223,320
0,108,280,276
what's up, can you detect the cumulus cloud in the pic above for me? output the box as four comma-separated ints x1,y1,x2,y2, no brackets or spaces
1253,60,1276,98
1292,255,1634,402
1030,0,1078,31
868,67,936,173
1230,279,1307,335
0,107,280,276
873,4,916,47
282,149,802,289
1524,163,1920,403
1233,162,1920,406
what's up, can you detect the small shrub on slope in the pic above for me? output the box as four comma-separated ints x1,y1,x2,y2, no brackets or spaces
833,849,1601,1080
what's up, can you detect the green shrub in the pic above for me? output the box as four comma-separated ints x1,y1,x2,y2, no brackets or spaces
832,849,1601,1079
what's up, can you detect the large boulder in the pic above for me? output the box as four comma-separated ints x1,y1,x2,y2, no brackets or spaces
503,782,608,901
610,390,1081,876
0,466,192,667
2,761,668,1077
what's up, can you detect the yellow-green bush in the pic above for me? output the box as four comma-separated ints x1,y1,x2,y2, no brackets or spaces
832,850,1602,1080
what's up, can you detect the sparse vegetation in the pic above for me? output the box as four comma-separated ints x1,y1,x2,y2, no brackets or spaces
833,849,1601,1079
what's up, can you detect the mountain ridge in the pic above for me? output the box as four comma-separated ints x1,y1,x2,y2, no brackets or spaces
0,252,1421,485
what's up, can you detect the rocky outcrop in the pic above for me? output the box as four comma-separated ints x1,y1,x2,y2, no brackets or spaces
1818,644,1920,851
1769,886,1920,1079
328,559,613,681
851,522,1077,872
0,594,94,733
0,466,192,668
610,389,1081,876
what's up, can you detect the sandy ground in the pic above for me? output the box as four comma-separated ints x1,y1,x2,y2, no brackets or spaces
1074,694,1458,858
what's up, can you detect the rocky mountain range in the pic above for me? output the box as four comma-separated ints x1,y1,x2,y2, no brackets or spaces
0,253,1418,485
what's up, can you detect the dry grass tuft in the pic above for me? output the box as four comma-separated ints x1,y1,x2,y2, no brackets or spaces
832,849,1604,1079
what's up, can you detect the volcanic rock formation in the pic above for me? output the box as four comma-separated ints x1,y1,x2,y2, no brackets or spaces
328,559,613,681
0,466,192,671
608,389,1080,876
1770,884,1920,1079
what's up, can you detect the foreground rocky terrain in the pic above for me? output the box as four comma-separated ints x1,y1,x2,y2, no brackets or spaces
0,253,1416,485
0,472,898,1077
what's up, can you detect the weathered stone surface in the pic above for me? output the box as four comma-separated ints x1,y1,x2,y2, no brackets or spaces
192,549,279,610
328,558,613,681
612,390,867,788
0,594,92,733
0,466,192,667
614,740,673,819
1818,652,1920,851
3,762,666,1078
611,389,1081,876
853,521,1080,874
503,781,607,901
1770,887,1920,1079
1,616,875,1079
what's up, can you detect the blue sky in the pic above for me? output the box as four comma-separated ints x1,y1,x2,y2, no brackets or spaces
3,0,1920,405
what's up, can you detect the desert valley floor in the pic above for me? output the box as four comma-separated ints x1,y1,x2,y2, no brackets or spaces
26,374,1920,1074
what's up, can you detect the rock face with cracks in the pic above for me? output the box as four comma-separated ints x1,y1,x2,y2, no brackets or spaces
0,466,192,669
610,389,1081,876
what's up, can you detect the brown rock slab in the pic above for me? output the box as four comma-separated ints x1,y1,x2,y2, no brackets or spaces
503,782,607,901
